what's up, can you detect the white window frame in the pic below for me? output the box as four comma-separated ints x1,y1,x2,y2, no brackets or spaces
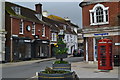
89,4,109,26
32,22,35,35
51,33,57,41
42,25,45,37
11,6,21,15
19,19,24,34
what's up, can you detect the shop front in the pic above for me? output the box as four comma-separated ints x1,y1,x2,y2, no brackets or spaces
83,29,120,62
12,37,31,61
32,39,50,58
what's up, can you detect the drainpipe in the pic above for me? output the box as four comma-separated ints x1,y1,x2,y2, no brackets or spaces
10,18,13,62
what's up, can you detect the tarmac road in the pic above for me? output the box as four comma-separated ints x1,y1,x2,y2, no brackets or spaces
2,56,83,79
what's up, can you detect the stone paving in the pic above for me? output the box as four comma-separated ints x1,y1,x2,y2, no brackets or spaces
71,61,119,79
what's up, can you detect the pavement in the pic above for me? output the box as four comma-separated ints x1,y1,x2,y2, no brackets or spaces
0,56,120,79
71,61,119,79
0,57,56,68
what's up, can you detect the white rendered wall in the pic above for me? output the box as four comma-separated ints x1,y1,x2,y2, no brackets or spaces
64,34,78,54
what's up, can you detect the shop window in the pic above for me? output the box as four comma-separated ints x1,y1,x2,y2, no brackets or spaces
89,4,109,25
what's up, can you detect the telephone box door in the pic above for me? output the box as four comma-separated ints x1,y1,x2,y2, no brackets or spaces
98,39,113,70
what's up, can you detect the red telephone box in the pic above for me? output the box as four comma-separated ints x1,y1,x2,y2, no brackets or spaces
98,39,113,70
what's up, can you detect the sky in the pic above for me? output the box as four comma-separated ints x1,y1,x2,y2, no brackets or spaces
5,0,83,28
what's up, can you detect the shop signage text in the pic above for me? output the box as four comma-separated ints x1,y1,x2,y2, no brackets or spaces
94,33,108,36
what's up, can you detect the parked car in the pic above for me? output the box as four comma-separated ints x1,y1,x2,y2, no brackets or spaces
73,49,84,57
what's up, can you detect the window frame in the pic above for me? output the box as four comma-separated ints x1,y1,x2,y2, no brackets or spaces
51,33,57,41
32,22,35,35
42,25,45,37
89,4,109,26
19,19,24,34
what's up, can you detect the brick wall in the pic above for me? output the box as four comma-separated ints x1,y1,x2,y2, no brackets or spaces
11,18,50,40
112,35,120,55
88,37,94,61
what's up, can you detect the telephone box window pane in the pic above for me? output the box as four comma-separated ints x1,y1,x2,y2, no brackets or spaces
100,46,106,54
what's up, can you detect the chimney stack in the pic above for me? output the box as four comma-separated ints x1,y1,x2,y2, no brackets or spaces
35,3,42,14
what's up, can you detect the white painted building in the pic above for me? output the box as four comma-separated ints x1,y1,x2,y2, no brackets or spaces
63,23,78,55
64,33,78,54
0,0,6,62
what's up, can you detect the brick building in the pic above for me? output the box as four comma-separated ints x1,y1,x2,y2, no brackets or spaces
79,1,120,62
5,2,51,62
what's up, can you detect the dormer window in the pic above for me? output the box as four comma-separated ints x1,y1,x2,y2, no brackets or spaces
35,14,42,20
11,6,21,15
89,4,109,25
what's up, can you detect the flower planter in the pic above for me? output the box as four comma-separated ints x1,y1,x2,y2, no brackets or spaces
55,53,67,59
53,63,71,71
38,71,74,80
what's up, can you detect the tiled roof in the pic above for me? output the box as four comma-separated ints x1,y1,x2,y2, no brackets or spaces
47,14,78,35
5,2,49,25
66,22,79,28
48,15,66,23
42,16,60,32
65,28,77,35
48,15,78,28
